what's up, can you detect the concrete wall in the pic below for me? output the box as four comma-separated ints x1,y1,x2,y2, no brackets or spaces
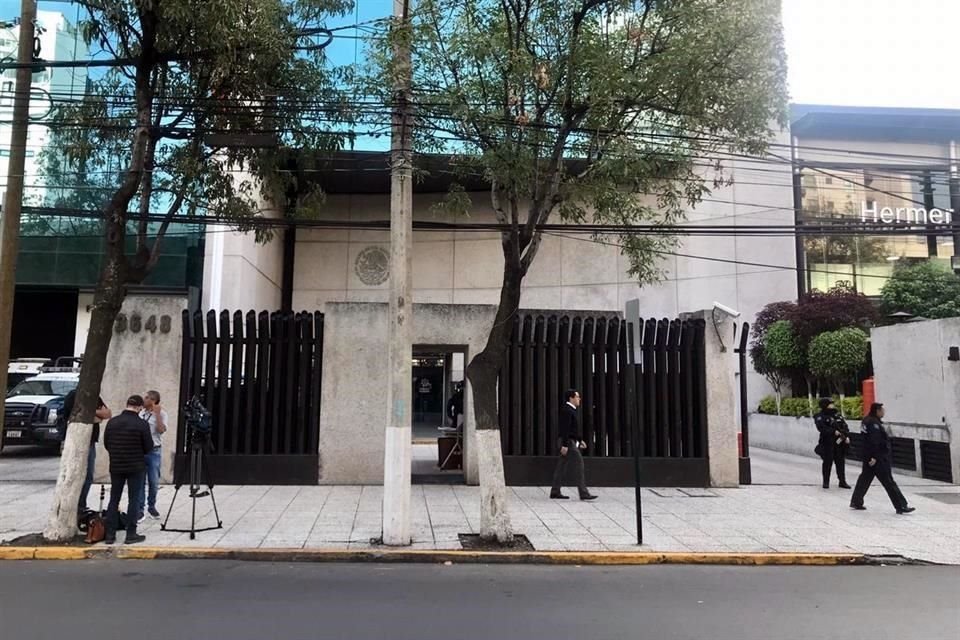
872,318,960,483
203,226,283,312
318,302,497,485
92,294,187,484
680,309,740,487
749,413,819,459
201,174,285,312
749,413,944,478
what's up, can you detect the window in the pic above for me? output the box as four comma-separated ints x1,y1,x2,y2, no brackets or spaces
801,167,954,295
8,379,77,397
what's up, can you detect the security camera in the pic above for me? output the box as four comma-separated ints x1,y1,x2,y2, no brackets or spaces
712,302,740,319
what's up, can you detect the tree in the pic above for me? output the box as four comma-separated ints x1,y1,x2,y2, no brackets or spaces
807,327,869,416
370,0,788,541
43,0,351,541
786,282,878,348
756,320,803,414
880,261,960,320
750,300,797,343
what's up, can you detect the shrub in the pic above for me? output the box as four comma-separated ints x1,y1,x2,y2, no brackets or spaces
785,282,878,346
758,395,862,419
880,261,960,320
808,328,869,394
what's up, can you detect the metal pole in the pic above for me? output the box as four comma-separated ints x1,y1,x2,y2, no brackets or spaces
382,0,413,546
633,417,643,545
791,136,806,297
736,322,750,457
0,0,37,416
950,141,959,261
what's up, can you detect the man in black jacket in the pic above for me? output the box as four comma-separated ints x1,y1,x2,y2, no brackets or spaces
103,395,154,544
550,389,597,501
814,398,851,489
850,402,915,514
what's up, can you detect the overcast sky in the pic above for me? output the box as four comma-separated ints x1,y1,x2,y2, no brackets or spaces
782,0,958,109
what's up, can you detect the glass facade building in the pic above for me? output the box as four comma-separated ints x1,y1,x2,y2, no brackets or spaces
791,105,960,297
0,4,204,292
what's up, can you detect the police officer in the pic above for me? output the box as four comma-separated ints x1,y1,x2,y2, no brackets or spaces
814,397,851,489
850,402,915,514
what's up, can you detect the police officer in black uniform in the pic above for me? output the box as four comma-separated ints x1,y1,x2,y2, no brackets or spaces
814,397,851,489
850,402,916,514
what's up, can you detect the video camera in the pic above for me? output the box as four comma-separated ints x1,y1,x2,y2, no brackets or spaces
183,395,212,444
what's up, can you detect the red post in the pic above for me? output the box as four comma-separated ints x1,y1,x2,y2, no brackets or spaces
862,377,875,414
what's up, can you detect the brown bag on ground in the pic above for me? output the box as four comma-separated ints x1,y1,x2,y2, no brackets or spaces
84,484,106,544
84,515,105,544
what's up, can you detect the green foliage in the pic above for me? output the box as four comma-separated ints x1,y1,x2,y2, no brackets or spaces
786,283,878,348
807,328,869,392
879,261,960,320
764,320,804,370
758,395,862,419
40,0,352,276
366,0,788,282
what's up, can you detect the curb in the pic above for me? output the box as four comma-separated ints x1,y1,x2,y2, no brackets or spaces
0,546,872,566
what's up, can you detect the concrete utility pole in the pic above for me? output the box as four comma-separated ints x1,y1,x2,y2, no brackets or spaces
0,0,37,419
382,0,414,546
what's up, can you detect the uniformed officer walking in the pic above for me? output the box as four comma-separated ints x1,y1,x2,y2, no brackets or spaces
850,402,916,514
814,397,851,489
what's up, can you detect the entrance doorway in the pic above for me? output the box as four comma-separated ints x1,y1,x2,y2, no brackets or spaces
11,287,78,360
412,348,466,484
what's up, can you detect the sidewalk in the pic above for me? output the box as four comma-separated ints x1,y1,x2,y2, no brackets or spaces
2,449,958,564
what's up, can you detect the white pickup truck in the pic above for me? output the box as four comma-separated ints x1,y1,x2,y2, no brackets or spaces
2,361,80,452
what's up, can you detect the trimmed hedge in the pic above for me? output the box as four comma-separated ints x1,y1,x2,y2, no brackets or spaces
758,395,863,419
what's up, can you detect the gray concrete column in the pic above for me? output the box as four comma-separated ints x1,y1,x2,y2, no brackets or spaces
683,309,740,487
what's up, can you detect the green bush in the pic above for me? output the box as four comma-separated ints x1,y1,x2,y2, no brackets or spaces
808,328,869,393
758,395,862,419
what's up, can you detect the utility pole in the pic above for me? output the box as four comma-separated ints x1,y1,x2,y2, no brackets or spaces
950,140,960,274
382,0,413,546
0,0,37,422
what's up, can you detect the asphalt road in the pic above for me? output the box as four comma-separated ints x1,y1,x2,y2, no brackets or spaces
1,562,957,640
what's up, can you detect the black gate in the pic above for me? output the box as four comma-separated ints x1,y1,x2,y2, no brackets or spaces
498,313,709,487
176,310,324,485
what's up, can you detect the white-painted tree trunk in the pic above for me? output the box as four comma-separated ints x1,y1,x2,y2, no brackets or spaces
476,429,513,543
43,423,92,541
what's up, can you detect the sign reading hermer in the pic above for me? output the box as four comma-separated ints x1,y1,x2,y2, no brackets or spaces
861,201,955,225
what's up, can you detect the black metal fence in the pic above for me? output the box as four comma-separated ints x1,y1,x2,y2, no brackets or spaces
499,313,709,487
176,310,324,485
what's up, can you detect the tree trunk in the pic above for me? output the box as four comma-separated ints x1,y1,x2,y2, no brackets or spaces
43,249,126,541
465,264,524,544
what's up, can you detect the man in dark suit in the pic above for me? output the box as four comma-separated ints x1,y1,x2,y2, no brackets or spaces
103,395,154,544
550,389,597,501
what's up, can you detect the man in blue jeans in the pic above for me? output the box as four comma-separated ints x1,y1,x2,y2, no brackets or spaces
137,390,167,522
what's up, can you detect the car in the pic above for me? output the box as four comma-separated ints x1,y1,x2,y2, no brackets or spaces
6,358,53,393
2,360,80,453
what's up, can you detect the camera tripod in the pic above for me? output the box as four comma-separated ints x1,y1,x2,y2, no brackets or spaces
161,434,223,539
